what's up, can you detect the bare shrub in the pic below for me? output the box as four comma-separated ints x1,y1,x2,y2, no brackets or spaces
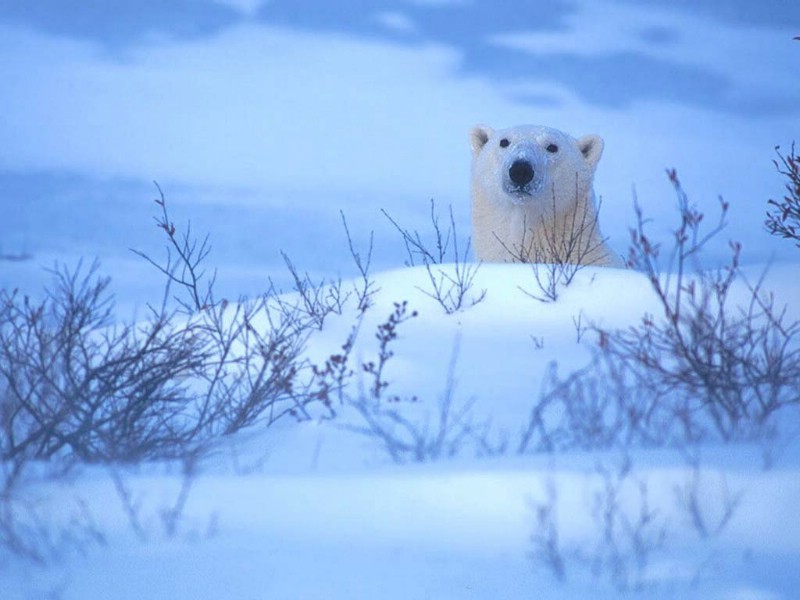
518,354,677,455
383,200,453,266
109,453,214,543
518,171,800,453
134,189,325,433
266,212,378,330
584,460,668,592
0,187,322,563
0,272,309,469
0,493,105,567
310,315,364,415
673,459,742,540
765,143,800,248
522,169,799,591
360,301,418,402
343,308,498,462
597,170,800,442
0,262,209,464
345,381,479,464
517,167,800,455
0,458,105,566
546,360,633,450
269,252,342,330
529,460,669,592
528,454,750,592
528,478,566,581
572,310,588,343
130,183,215,314
498,183,611,302
339,211,379,312
384,200,486,314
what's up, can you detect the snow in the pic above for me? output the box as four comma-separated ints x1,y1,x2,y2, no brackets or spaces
3,263,800,599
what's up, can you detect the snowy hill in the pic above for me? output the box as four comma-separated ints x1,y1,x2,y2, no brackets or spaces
4,260,800,599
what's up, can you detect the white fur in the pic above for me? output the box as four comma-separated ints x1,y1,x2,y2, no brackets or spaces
470,124,619,266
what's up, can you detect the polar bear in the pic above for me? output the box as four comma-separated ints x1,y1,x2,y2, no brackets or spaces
470,124,618,266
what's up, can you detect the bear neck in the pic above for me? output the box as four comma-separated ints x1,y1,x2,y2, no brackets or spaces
472,188,613,266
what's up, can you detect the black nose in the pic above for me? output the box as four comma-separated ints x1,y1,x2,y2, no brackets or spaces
509,160,534,186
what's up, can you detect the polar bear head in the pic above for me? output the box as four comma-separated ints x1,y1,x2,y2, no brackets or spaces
469,123,615,265
470,124,604,212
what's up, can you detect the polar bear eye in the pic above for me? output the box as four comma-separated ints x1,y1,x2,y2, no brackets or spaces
546,143,559,153
499,138,510,148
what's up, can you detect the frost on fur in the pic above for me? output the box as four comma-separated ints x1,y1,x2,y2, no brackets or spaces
470,124,618,267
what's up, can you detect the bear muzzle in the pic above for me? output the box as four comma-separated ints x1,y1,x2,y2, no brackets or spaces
503,157,544,199
509,160,535,187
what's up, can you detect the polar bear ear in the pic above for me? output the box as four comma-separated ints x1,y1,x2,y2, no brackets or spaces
578,134,604,171
470,125,494,155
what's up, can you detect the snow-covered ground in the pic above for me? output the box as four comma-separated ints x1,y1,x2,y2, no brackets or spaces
1,0,798,303
3,261,800,599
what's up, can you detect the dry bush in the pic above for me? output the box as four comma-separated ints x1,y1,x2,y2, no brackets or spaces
528,478,566,581
0,193,317,469
519,171,800,454
575,460,668,593
528,453,747,593
336,304,501,463
0,188,325,563
266,212,378,331
524,167,800,592
0,262,208,464
518,359,651,454
765,143,800,248
0,186,385,564
597,170,800,442
498,185,611,302
384,200,486,314
269,252,343,330
0,470,105,566
528,458,671,593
